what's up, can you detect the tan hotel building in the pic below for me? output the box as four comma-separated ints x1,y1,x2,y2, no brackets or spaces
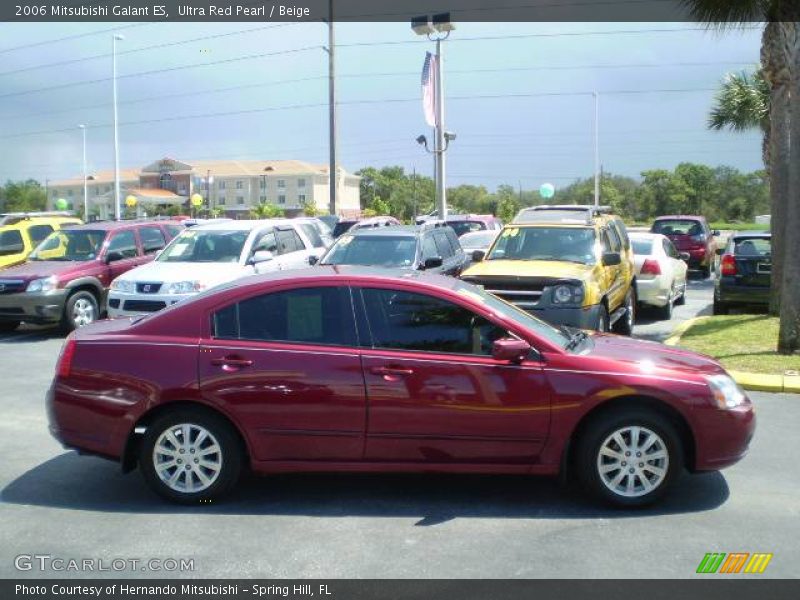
47,158,362,219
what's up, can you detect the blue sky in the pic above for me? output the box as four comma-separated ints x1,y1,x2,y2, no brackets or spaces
0,21,763,191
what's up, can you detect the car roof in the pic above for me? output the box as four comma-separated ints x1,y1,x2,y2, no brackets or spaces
653,215,706,221
188,219,289,231
346,225,420,238
62,220,169,232
731,231,770,239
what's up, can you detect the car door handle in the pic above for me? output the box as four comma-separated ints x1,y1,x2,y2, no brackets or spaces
370,366,414,379
211,356,254,370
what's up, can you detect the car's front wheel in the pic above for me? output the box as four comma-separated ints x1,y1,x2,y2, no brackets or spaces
139,409,243,503
575,408,683,507
62,291,98,331
613,288,636,335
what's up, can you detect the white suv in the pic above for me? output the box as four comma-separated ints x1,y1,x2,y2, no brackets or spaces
107,219,323,317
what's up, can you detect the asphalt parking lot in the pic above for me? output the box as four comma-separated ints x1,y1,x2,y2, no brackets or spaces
0,278,797,579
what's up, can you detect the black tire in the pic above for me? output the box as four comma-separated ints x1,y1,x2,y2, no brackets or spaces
0,321,20,333
595,304,610,333
139,409,243,504
613,288,635,336
61,290,99,332
675,284,686,306
700,264,711,279
713,297,729,315
574,408,683,508
657,297,673,320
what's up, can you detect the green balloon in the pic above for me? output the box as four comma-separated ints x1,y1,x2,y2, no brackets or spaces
55,198,68,210
539,183,555,199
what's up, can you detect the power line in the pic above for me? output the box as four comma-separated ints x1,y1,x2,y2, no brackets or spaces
0,22,152,55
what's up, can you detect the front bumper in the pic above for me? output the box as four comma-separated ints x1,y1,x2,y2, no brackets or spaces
107,291,191,317
693,402,756,471
0,289,68,324
528,304,602,330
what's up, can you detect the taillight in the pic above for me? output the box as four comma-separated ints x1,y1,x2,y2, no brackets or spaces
641,258,661,276
56,338,77,378
721,254,737,276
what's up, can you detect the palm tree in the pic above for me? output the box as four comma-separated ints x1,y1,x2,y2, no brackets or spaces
681,0,798,353
708,68,770,167
250,202,284,219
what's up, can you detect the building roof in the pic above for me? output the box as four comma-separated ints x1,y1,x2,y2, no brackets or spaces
49,169,140,187
125,188,185,199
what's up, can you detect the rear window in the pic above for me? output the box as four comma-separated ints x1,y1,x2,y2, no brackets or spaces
448,221,486,236
652,220,703,236
631,239,653,255
734,238,771,257
0,230,24,255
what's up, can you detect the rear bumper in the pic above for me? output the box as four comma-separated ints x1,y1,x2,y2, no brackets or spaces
0,290,67,323
636,277,670,307
684,248,710,268
716,280,770,306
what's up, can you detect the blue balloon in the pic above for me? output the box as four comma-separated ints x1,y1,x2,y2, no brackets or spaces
539,183,555,199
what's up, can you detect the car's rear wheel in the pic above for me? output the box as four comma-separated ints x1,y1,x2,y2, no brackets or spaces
62,291,98,331
657,287,674,320
700,264,711,279
613,288,635,336
0,321,20,333
675,283,686,306
575,408,683,507
139,409,242,504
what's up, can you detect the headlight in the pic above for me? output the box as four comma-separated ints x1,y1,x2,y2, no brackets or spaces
706,374,747,409
110,279,134,293
551,283,584,305
165,281,206,295
26,276,58,293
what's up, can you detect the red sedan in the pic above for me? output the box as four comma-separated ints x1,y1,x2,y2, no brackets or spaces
47,268,754,507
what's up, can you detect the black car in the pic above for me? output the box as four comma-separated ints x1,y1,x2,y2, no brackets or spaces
318,221,467,276
714,232,771,314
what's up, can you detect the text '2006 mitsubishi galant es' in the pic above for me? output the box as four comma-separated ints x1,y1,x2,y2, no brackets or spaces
47,267,754,507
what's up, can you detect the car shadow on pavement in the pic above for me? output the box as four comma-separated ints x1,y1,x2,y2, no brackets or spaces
2,452,729,525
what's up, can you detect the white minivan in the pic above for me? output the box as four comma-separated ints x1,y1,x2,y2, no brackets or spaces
107,219,323,317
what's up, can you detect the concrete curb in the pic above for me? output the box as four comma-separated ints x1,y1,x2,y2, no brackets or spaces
663,316,798,394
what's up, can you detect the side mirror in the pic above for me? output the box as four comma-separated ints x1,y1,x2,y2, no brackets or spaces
679,252,691,261
308,255,319,266
250,250,274,265
472,249,486,262
602,252,621,266
492,338,531,363
715,247,724,256
712,230,720,236
422,256,443,270
105,251,124,264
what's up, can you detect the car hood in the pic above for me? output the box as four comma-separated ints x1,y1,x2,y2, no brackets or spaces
584,333,724,377
116,260,249,286
0,260,97,282
462,259,594,280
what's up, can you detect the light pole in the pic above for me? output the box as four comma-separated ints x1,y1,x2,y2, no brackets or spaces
412,13,454,220
79,124,87,220
593,91,600,207
112,34,124,221
325,0,337,216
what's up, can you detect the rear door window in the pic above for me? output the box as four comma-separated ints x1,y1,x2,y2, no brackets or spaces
139,226,167,254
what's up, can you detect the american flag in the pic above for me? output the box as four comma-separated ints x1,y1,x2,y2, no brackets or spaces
421,51,437,127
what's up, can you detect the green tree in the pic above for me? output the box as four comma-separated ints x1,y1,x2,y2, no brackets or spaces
0,179,47,213
250,203,284,219
493,185,520,223
299,198,319,217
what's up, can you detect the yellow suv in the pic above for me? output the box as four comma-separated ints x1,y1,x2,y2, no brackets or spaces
0,213,83,270
460,205,636,334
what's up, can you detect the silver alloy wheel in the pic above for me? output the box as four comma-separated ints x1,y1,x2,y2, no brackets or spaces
153,423,223,493
71,297,96,328
596,425,669,498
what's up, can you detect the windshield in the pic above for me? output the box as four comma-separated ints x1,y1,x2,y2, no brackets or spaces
158,229,248,263
449,221,486,236
322,235,417,267
29,230,106,261
456,284,569,349
652,219,703,236
487,227,597,264
460,231,497,250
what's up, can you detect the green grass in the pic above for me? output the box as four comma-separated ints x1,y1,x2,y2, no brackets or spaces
709,222,770,232
677,315,800,375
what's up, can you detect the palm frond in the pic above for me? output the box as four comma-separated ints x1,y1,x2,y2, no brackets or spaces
708,68,769,132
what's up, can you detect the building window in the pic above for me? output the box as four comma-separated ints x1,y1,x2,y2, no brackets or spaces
218,181,226,190
298,194,306,203
277,179,286,189
259,178,266,189
278,194,286,204
237,196,245,205
259,195,266,202
236,180,243,190
298,178,306,188
218,197,226,205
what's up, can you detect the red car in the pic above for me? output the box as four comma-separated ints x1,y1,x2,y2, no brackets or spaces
47,268,754,506
651,216,719,278
0,220,180,332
